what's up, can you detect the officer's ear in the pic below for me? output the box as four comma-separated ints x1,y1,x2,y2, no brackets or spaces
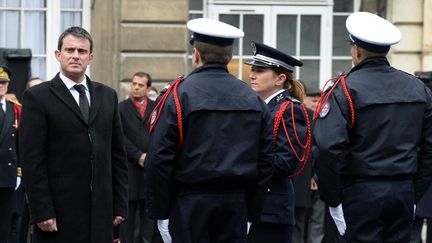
192,47,202,66
275,73,287,87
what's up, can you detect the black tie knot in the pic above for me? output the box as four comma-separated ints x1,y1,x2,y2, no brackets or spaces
74,84,86,95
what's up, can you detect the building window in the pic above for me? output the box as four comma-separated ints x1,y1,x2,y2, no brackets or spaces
209,4,332,89
0,0,90,80
332,0,361,77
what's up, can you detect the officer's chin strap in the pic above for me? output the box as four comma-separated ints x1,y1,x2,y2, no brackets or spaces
273,101,311,179
147,76,185,149
313,74,355,127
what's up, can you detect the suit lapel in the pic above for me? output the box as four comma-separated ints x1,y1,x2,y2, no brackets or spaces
126,99,143,121
88,78,102,125
142,99,154,122
0,101,14,143
49,74,88,126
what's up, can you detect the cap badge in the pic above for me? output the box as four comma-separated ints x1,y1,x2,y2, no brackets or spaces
319,102,330,118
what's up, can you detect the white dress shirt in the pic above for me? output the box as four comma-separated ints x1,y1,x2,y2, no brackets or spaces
59,72,91,107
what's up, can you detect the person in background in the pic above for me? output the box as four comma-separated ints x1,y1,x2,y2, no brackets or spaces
119,71,159,243
27,77,43,88
20,26,128,243
145,18,274,243
147,86,159,102
313,12,432,242
292,85,324,243
246,41,310,243
0,66,22,243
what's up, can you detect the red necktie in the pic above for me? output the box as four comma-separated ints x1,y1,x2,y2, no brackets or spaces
132,98,148,119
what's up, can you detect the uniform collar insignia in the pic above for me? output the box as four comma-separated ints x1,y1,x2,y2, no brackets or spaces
276,93,284,103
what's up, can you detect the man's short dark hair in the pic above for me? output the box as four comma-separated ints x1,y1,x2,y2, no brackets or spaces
57,26,93,53
132,72,152,87
194,41,233,65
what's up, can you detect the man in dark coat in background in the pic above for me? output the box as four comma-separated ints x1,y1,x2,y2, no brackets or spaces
20,26,128,243
119,72,158,243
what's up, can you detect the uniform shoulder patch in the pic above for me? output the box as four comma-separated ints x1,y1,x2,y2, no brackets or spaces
319,102,330,118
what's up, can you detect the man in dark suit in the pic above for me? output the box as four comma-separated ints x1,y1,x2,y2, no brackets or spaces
19,26,128,243
119,72,157,243
0,66,22,243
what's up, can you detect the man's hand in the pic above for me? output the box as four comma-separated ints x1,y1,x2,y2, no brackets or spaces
37,218,58,232
138,153,146,167
329,204,346,236
310,178,318,191
113,216,125,226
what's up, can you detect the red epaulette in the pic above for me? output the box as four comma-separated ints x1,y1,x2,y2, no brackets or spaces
273,101,311,179
7,98,22,129
313,74,355,127
147,75,185,149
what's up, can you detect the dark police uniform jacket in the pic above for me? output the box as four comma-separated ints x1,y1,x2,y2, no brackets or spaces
145,64,274,222
20,74,128,243
259,90,308,225
119,97,155,201
0,100,19,188
314,57,432,207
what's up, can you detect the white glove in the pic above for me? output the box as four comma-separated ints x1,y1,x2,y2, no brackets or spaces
247,222,252,235
157,219,172,243
329,204,346,236
15,177,21,190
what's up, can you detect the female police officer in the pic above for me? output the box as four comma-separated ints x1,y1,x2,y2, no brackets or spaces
246,42,311,243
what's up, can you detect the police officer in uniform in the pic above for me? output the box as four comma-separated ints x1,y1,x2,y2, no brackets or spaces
145,18,274,243
313,12,432,242
0,66,22,243
246,42,310,243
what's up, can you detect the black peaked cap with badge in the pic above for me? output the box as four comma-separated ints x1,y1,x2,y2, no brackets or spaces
245,42,303,73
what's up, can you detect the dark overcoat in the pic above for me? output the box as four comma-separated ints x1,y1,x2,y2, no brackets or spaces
118,98,155,200
20,74,128,243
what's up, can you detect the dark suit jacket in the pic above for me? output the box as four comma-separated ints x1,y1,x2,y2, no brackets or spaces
0,100,19,188
20,74,128,243
119,98,155,200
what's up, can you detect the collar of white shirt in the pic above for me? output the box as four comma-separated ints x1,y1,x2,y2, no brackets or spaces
59,72,88,92
0,97,6,112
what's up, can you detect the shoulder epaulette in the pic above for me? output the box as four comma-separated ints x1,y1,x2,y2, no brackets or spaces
7,97,21,106
286,96,301,103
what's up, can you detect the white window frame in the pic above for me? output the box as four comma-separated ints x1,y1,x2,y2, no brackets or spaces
46,0,91,80
208,3,332,86
209,5,272,80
